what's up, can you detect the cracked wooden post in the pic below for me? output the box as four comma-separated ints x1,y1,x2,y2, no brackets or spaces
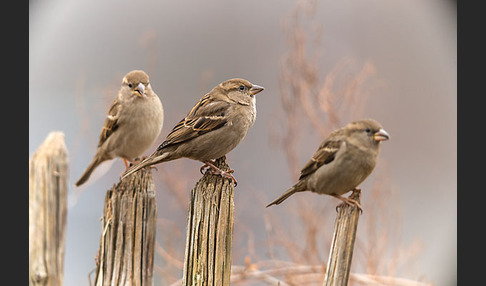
323,189,361,286
182,156,235,286
94,167,157,286
29,131,69,286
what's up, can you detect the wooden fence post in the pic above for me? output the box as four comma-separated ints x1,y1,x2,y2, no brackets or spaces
94,166,157,286
182,156,235,286
323,189,361,286
29,131,69,286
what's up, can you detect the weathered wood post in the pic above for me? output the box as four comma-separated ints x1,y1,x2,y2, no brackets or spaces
323,189,361,286
94,167,157,286
29,131,69,286
182,156,235,286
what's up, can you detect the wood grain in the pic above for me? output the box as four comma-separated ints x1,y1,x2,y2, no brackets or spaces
182,156,235,286
29,132,69,286
323,190,361,286
94,167,157,286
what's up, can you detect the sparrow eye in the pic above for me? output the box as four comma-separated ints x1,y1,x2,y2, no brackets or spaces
128,83,133,88
238,85,245,91
365,128,371,133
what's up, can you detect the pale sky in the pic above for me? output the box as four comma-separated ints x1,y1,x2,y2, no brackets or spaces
30,1,456,285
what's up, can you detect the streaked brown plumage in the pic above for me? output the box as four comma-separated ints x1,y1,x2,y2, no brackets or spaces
121,78,264,185
266,119,390,210
75,70,164,186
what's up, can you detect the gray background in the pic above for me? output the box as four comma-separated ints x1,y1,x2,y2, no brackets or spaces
30,0,456,285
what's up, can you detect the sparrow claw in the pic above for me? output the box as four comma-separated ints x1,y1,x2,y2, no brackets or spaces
211,169,237,187
200,163,208,174
332,194,363,214
202,161,238,187
335,202,363,214
125,157,146,168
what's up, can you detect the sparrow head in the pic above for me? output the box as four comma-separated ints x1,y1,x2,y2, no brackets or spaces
346,118,390,146
122,70,151,97
218,78,264,105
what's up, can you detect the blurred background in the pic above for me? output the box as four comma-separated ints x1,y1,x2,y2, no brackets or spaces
30,0,456,285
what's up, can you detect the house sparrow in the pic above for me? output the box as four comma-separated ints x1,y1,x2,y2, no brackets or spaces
75,70,164,186
121,78,264,186
266,119,390,210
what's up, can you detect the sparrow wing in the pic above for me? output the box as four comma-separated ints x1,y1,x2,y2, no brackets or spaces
97,98,122,147
298,138,343,180
157,94,230,150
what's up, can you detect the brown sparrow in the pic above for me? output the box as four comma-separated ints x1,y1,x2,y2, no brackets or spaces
121,78,264,186
266,119,390,210
75,70,164,186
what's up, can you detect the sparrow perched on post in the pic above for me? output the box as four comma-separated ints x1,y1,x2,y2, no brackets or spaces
75,70,164,186
121,78,264,186
266,119,390,210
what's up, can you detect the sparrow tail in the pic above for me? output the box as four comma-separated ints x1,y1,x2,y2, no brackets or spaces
266,186,300,207
75,157,103,187
121,152,169,179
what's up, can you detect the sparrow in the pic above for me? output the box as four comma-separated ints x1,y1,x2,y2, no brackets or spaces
266,119,390,210
75,70,164,186
121,78,264,186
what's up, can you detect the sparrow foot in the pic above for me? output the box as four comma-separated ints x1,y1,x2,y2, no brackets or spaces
200,162,211,174
123,158,131,169
332,193,363,214
124,157,148,168
201,160,237,187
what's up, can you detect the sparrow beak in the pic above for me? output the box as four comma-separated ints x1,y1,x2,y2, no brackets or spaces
373,128,390,141
133,82,145,97
249,84,265,96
